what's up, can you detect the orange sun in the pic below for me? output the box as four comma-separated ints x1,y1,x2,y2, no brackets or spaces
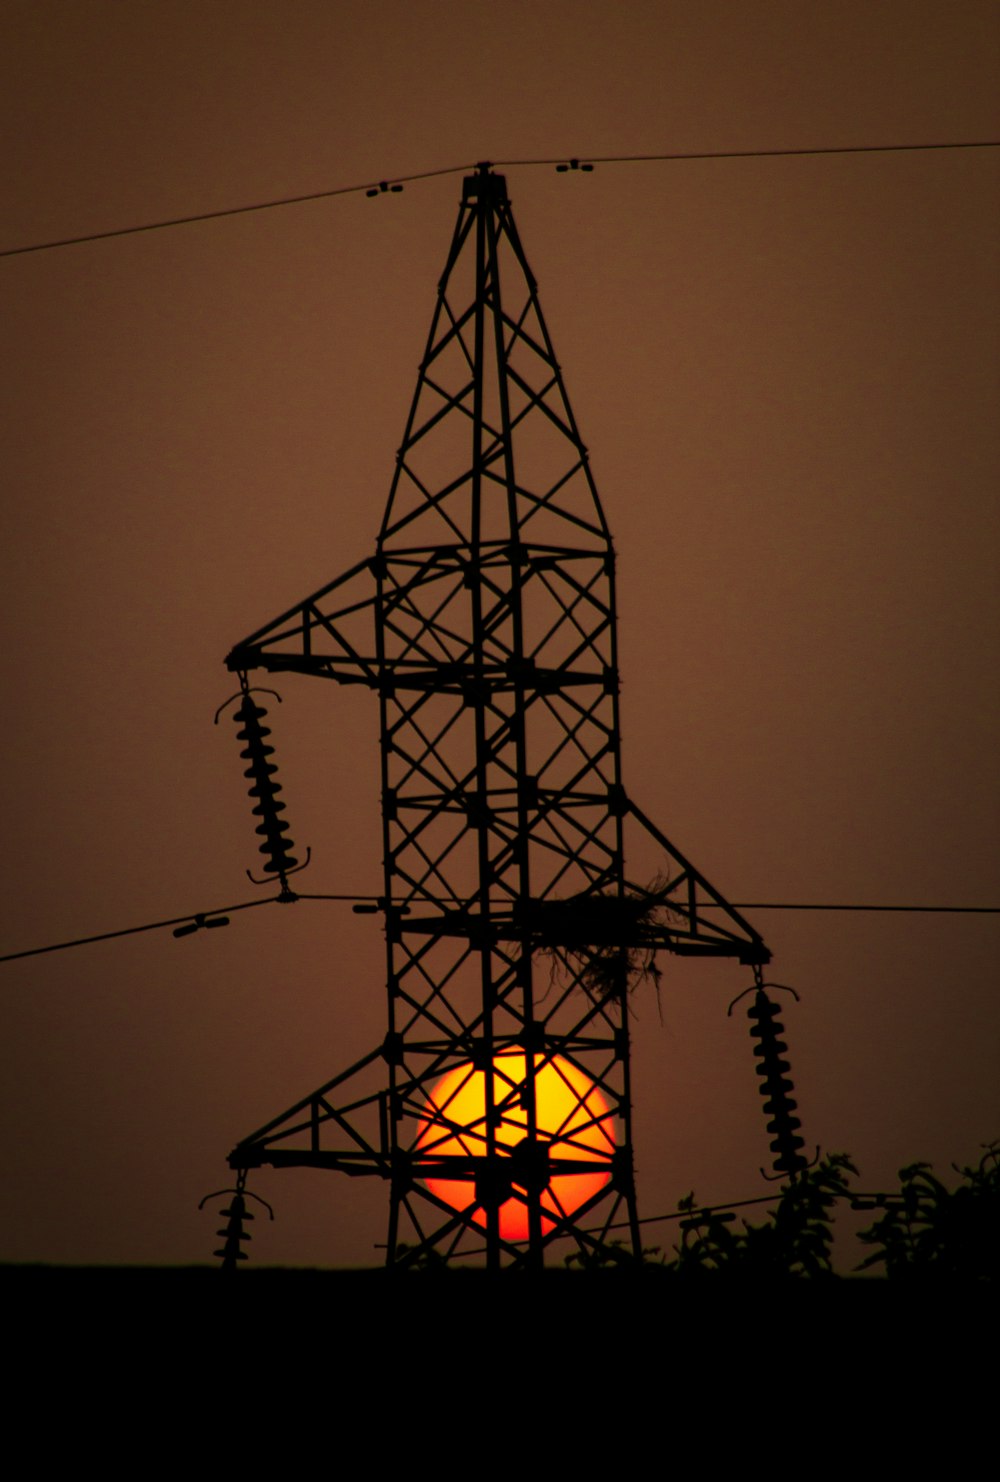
415,1052,615,1242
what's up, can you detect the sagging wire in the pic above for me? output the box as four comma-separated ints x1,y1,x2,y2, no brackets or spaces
1,895,995,967
0,894,282,964
3,141,997,258
594,1185,908,1235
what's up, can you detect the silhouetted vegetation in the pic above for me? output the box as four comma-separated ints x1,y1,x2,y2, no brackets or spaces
856,1143,1000,1280
633,1142,1000,1280
670,1154,855,1278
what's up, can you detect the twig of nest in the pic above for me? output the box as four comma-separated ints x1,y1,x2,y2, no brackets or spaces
529,877,677,1008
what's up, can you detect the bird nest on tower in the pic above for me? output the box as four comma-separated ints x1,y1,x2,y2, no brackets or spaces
525,877,680,1006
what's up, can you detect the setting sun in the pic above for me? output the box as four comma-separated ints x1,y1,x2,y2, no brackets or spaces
415,1052,616,1241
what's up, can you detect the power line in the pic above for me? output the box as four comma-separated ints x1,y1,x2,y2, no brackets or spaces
0,894,282,964
431,1187,908,1259
1,893,995,966
502,140,1000,167
602,1186,906,1233
711,902,999,915
0,161,471,260
2,140,996,260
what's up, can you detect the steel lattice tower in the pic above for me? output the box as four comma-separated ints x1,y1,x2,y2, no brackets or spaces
225,164,769,1270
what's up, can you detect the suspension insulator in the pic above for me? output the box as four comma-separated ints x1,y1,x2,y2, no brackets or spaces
214,1192,254,1271
748,991,807,1176
233,695,299,880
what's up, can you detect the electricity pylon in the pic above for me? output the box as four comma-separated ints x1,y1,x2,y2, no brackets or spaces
224,163,769,1270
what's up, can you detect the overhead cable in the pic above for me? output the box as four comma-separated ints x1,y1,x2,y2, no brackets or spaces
0,893,995,966
0,895,282,964
2,140,996,259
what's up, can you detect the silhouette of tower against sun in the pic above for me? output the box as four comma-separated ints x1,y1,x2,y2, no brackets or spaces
224,164,769,1270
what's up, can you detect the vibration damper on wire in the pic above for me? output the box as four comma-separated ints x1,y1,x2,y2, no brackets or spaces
172,912,230,939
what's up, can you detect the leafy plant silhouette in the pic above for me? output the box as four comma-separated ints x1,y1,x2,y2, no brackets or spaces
564,1239,636,1270
856,1142,1000,1280
670,1154,857,1278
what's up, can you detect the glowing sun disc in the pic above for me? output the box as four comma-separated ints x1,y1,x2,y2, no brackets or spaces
415,1052,615,1242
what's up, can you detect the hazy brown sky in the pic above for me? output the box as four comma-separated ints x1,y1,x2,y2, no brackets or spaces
1,1,997,1267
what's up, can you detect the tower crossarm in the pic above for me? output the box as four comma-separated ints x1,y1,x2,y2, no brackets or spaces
226,554,381,684
387,902,766,963
228,1045,393,1177
623,796,770,963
